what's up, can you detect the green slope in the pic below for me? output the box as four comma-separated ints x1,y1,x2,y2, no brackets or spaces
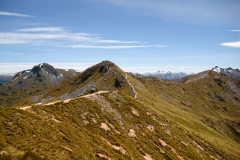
1,91,234,160
1,61,240,159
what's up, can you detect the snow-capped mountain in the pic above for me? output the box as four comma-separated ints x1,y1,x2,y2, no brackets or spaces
135,71,188,80
0,73,16,84
0,63,79,91
211,66,240,79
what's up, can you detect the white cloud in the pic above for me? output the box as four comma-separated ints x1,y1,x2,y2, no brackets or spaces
17,27,65,32
36,48,55,52
95,40,140,43
179,67,185,70
152,45,168,47
228,30,240,32
0,27,144,46
0,52,23,55
0,11,34,17
221,41,240,48
0,39,27,44
0,27,169,49
59,45,150,49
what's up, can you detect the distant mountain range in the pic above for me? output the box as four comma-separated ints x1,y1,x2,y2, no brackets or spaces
134,71,189,80
0,73,15,84
211,66,240,79
134,66,240,80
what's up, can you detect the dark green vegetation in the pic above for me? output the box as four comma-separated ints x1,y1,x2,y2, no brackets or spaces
0,61,240,159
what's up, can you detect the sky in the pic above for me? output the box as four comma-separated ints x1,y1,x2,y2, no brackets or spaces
0,0,240,74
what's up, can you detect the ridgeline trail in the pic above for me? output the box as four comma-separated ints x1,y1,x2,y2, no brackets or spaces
125,73,138,99
19,91,110,110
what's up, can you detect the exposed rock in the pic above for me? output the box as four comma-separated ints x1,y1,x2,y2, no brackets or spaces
228,80,240,95
114,73,125,88
208,92,225,102
214,76,223,86
131,107,140,116
129,129,136,138
60,81,96,100
147,125,155,132
100,64,109,76
91,86,98,93
41,96,54,103
101,123,110,131
31,96,39,102
160,94,173,102
81,70,93,83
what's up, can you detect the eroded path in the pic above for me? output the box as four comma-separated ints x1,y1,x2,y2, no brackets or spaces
19,91,110,110
125,73,138,99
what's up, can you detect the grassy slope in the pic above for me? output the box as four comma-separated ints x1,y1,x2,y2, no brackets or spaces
127,71,240,159
1,61,240,159
0,91,229,160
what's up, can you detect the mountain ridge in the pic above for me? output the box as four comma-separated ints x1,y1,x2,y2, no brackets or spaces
1,61,240,159
135,71,189,80
211,66,240,79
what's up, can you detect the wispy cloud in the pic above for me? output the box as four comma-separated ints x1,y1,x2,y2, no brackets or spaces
228,30,240,32
0,11,34,17
0,26,168,49
58,45,150,49
221,30,240,48
36,48,55,52
152,45,168,48
17,27,65,32
95,40,140,44
0,52,23,55
220,41,240,48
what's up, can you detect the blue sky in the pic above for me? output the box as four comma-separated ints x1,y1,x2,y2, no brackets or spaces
0,0,240,74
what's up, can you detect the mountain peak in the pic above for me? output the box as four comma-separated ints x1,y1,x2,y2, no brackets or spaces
211,66,240,79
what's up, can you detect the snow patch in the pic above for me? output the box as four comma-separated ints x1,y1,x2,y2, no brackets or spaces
23,74,28,79
212,66,221,73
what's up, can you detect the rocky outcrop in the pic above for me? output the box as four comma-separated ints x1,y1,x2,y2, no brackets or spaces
91,86,98,93
60,81,96,100
114,73,126,88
